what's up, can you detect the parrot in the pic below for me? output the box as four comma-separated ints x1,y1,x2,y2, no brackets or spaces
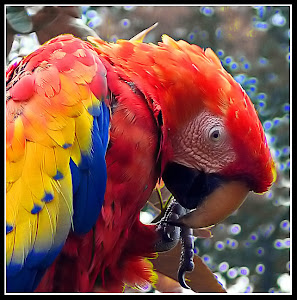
6,26,276,293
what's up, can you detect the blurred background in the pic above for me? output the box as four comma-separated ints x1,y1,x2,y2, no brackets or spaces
6,5,291,293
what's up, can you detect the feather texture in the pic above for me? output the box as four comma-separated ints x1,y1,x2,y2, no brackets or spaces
6,35,110,292
8,32,276,293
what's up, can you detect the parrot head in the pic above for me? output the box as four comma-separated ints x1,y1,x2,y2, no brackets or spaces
89,33,276,229
154,35,277,228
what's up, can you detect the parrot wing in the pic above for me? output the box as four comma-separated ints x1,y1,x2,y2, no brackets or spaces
6,34,110,292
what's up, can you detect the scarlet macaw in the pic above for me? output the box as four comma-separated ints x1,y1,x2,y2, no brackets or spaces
6,30,276,292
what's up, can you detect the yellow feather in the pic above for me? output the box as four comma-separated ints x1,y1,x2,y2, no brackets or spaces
6,229,15,263
70,136,82,166
51,169,73,243
61,102,85,118
41,175,55,201
43,200,58,236
59,117,76,147
7,176,36,225
20,143,55,205
6,189,36,263
8,211,35,267
42,147,58,177
46,118,75,148
81,95,92,112
8,117,25,162
74,109,93,154
78,84,91,101
6,152,73,266
81,93,102,113
6,154,25,183
59,74,82,106
45,112,68,131
53,146,71,178
32,202,55,255
6,182,19,226
6,182,13,193
22,112,54,147
22,143,46,201
32,186,61,256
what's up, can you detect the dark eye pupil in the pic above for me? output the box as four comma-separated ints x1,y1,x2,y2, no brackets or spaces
212,130,220,139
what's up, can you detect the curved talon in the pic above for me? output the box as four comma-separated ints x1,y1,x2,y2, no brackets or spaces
178,226,195,289
178,266,191,289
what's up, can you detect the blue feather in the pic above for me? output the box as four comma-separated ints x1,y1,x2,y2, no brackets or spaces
7,259,52,292
6,224,13,234
71,102,109,234
7,267,38,292
69,158,80,194
96,99,110,151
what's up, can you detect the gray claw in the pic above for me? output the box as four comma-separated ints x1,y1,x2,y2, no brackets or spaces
178,266,191,289
178,226,195,289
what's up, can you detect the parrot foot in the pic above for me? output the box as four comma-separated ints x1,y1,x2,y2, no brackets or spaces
154,199,195,289
154,200,184,252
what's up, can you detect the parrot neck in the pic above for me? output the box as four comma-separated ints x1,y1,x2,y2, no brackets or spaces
109,78,174,175
91,39,179,171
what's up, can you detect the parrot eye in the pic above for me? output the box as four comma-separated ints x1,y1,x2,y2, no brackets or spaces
209,126,223,142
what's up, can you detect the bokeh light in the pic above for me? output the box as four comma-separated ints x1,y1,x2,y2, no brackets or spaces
255,264,265,274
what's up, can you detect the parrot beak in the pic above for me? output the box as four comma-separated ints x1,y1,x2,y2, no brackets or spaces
176,180,249,228
162,162,249,229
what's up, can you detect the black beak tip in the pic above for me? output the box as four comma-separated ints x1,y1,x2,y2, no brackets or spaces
162,162,225,210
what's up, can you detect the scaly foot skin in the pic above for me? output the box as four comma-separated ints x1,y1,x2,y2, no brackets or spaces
154,200,183,252
154,199,195,289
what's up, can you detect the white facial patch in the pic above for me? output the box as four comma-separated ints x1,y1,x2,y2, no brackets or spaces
170,110,237,173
